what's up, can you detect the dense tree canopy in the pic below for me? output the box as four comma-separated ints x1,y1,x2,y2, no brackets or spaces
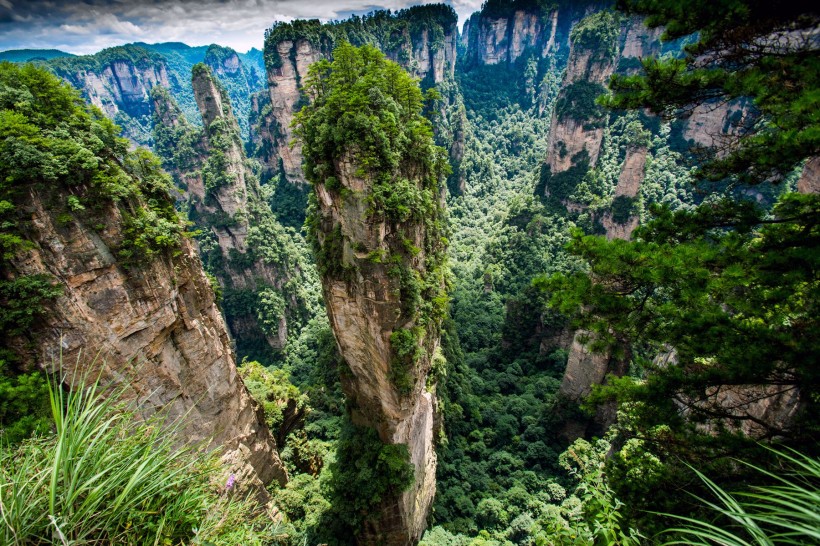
543,0,820,525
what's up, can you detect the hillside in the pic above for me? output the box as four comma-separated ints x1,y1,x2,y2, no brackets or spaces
0,1,817,545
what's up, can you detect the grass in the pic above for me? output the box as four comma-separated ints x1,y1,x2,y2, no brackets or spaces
660,448,820,545
0,369,289,545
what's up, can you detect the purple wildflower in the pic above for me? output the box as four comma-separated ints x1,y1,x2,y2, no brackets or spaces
225,473,236,490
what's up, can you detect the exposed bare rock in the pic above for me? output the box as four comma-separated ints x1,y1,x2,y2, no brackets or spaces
682,99,754,150
315,157,443,541
152,67,319,356
264,11,459,187
559,332,612,401
266,39,323,186
600,145,646,240
49,48,172,143
9,185,286,501
543,17,660,199
462,3,602,69
797,156,820,194
304,56,449,537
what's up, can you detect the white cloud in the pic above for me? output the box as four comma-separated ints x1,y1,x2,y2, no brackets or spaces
0,0,482,55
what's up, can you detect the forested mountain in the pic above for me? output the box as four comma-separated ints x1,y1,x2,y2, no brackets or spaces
0,0,817,545
32,41,265,144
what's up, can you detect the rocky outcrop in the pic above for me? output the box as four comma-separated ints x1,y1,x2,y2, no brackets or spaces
542,15,660,211
247,91,279,181
204,44,262,140
313,155,444,543
544,15,662,424
13,205,286,496
265,38,323,186
48,46,174,143
3,74,286,495
798,157,820,194
461,1,605,69
151,67,319,360
682,98,754,151
263,7,459,187
300,47,450,541
47,43,264,146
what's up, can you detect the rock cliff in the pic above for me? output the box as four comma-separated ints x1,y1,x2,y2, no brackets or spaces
45,42,264,146
541,12,661,235
295,43,450,544
0,65,285,497
461,0,605,69
151,66,320,362
542,13,662,428
47,45,176,144
262,6,459,187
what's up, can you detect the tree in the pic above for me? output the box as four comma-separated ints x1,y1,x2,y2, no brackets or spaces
602,0,819,183
542,0,820,521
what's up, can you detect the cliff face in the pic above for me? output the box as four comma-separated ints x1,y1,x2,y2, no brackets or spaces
316,171,440,541
542,14,662,240
48,46,175,143
152,67,320,361
296,44,450,544
461,1,604,69
542,14,662,428
46,43,264,145
0,65,285,497
204,44,263,140
262,7,459,187
13,202,286,495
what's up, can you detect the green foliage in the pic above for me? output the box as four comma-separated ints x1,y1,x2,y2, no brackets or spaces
320,420,414,540
610,195,638,224
294,42,449,222
604,1,820,183
541,150,592,202
0,275,62,338
554,81,608,129
661,448,820,545
0,63,185,265
390,327,422,393
0,373,287,545
424,435,642,545
548,193,819,439
263,6,457,77
238,360,308,443
0,361,51,445
570,10,622,62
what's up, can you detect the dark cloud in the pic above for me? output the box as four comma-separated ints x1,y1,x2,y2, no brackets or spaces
0,0,481,54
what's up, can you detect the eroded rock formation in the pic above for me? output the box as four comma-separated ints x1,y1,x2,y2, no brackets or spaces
263,8,459,187
298,44,450,544
461,1,604,69
3,72,286,496
151,66,319,358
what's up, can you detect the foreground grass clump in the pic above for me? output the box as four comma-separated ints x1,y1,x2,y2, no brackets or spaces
662,448,820,546
0,375,286,545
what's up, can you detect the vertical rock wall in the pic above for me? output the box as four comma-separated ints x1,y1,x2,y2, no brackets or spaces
263,11,459,187
152,66,319,355
7,160,286,501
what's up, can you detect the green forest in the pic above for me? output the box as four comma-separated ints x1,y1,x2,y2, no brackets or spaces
0,0,818,545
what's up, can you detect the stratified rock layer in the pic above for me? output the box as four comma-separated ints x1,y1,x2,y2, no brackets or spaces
10,183,286,499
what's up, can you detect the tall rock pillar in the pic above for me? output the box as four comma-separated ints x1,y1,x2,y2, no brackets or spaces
295,43,450,544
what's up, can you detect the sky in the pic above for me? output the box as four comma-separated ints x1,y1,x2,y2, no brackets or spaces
0,0,483,55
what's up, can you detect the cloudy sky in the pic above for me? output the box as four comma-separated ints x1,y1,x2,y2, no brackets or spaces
0,0,482,55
